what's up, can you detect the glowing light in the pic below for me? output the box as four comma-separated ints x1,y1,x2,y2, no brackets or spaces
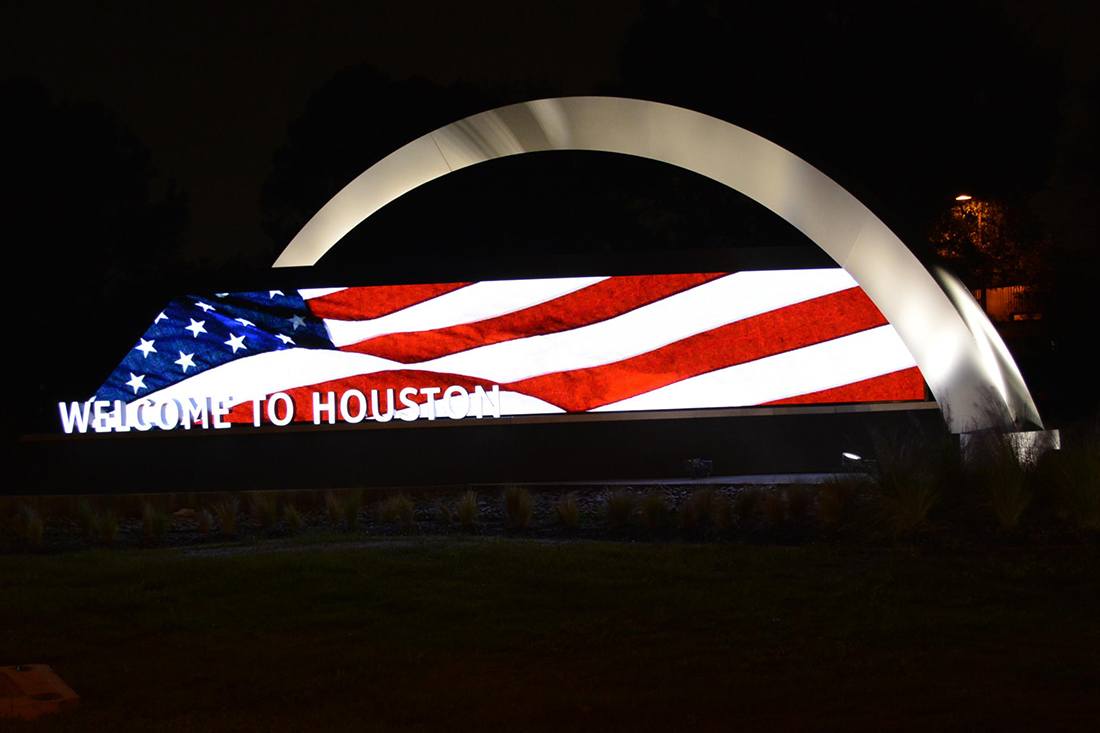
955,194,973,201
841,452,863,461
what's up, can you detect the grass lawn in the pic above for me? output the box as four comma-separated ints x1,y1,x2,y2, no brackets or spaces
2,537,1099,731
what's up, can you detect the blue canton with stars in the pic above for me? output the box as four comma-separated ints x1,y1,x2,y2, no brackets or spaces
96,290,332,403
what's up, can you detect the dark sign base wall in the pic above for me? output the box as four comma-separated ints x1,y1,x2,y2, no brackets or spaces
15,410,946,496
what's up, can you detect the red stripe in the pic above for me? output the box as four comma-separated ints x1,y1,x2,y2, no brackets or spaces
340,273,727,362
507,287,888,411
764,367,925,405
306,281,472,320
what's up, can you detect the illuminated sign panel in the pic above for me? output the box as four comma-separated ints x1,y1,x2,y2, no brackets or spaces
58,269,925,433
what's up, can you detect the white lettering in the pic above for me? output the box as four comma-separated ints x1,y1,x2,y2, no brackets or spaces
397,387,419,422
420,387,441,420
313,390,337,425
474,385,501,418
266,392,293,426
371,388,395,423
58,401,93,434
339,389,368,423
134,400,153,431
92,400,113,432
211,398,232,429
183,398,209,429
157,399,183,430
443,386,470,419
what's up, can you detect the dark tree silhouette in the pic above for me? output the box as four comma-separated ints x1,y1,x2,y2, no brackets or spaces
2,79,189,435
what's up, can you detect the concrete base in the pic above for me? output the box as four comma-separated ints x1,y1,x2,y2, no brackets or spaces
0,665,79,721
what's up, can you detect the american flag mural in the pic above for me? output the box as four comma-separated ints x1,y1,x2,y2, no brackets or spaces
79,269,925,431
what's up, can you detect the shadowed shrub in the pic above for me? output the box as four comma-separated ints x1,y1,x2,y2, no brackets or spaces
142,502,170,545
785,486,812,524
250,492,280,530
639,491,671,531
966,430,1032,531
324,491,342,528
680,489,728,532
284,503,304,534
15,504,44,550
457,490,479,530
554,493,580,529
379,493,416,529
503,486,533,530
96,511,119,547
1044,429,1100,531
761,490,786,527
605,490,635,529
77,499,98,543
213,498,239,537
436,500,456,526
732,488,761,525
340,489,364,532
871,428,954,538
818,479,861,530
197,508,213,536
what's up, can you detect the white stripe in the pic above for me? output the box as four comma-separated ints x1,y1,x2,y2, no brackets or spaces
299,287,347,300
120,348,563,422
323,276,608,346
591,326,918,412
416,268,857,382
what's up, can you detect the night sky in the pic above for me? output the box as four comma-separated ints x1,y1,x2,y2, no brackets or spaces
2,1,1098,431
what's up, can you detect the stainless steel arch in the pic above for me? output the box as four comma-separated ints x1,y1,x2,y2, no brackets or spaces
273,96,1041,433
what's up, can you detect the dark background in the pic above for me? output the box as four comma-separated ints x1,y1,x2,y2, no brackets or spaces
3,0,1098,440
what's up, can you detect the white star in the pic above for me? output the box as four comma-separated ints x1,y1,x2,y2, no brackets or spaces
224,333,247,353
234,317,255,328
289,314,306,330
195,301,215,313
185,319,207,337
275,333,295,345
269,290,285,299
175,351,196,373
154,312,168,324
215,293,229,298
125,373,147,394
135,338,157,358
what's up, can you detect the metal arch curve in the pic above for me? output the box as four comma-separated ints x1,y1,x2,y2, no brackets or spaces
273,96,1041,433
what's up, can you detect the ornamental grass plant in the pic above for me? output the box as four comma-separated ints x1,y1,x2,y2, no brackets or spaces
680,488,729,532
142,501,171,545
502,486,533,530
340,489,364,532
213,497,239,537
870,427,957,538
14,503,44,550
554,492,580,529
639,491,671,531
456,490,479,531
379,493,416,529
964,430,1032,531
283,503,304,534
250,491,280,531
605,490,635,530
